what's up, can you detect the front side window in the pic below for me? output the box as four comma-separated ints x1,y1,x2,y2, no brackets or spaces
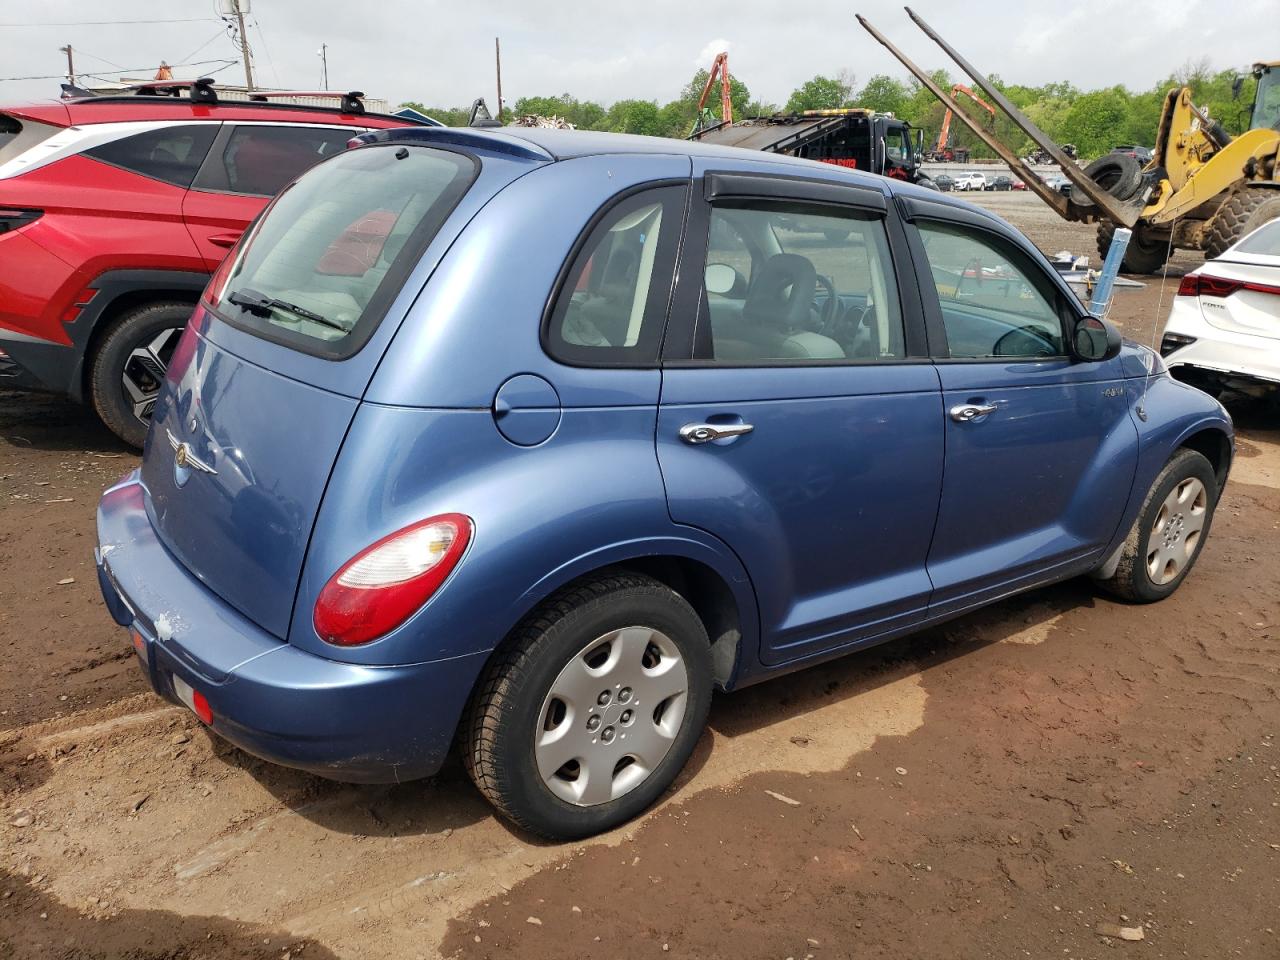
917,220,1066,359
545,185,686,365
84,124,217,188
697,201,904,363
207,144,476,356
199,125,356,197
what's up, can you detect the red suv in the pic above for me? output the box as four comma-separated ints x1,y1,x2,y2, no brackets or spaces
0,81,420,445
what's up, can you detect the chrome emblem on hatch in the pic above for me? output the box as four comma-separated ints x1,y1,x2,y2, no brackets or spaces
167,428,216,486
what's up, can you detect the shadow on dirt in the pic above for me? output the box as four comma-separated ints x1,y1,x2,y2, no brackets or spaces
0,867,339,960
0,388,130,455
204,577,1097,844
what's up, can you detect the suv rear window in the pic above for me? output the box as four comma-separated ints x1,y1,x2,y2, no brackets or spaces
84,124,217,188
207,143,476,357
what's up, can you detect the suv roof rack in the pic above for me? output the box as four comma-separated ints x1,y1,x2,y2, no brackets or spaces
245,89,366,114
64,81,432,126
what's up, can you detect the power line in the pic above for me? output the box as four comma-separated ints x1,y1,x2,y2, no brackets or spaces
0,18,220,27
0,58,236,83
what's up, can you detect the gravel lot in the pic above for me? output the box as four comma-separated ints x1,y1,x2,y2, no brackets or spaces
2,189,1277,960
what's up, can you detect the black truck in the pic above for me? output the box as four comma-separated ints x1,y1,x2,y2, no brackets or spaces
688,108,933,187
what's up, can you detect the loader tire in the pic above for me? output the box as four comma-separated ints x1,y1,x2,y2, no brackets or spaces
1096,222,1171,275
1205,187,1280,259
1073,154,1143,208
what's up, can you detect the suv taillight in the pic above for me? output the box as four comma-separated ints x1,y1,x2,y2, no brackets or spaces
0,208,42,234
313,514,472,646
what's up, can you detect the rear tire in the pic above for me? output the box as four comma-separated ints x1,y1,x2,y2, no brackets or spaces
89,301,193,449
463,572,713,840
1205,187,1280,260
1096,222,1171,275
1096,449,1218,603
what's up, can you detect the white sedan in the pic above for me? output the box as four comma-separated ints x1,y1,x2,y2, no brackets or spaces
1161,217,1280,400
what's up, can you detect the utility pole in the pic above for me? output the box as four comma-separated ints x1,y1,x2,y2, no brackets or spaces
230,0,255,91
495,37,503,120
318,43,328,91
59,44,75,86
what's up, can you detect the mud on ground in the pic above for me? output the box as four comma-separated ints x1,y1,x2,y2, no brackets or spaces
1,191,1277,959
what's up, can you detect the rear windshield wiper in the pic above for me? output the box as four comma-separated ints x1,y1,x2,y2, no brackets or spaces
227,290,347,332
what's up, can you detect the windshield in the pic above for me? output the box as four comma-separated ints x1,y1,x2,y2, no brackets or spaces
207,143,476,356
1252,66,1280,131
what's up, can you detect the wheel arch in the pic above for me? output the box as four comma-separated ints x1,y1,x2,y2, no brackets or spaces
1177,425,1233,493
70,269,209,402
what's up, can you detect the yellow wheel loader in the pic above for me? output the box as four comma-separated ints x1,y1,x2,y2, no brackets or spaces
858,9,1280,274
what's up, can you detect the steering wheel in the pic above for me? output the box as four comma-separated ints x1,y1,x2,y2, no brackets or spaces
815,274,839,328
992,325,1057,358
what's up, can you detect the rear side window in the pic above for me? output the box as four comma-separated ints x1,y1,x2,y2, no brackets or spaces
545,185,686,365
1234,218,1280,256
207,143,476,358
0,114,62,166
85,124,217,188
195,125,356,197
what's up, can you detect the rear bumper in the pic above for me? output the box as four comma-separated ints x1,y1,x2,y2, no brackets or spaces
1163,296,1280,389
95,474,487,783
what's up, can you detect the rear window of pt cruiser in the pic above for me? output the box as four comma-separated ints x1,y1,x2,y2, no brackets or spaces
205,143,477,358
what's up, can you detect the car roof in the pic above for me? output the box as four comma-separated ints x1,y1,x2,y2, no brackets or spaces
4,96,414,129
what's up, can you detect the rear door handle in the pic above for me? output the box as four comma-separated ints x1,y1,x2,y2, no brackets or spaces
208,233,243,248
680,422,754,444
949,402,998,422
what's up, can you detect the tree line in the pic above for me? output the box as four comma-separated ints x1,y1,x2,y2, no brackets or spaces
401,59,1258,162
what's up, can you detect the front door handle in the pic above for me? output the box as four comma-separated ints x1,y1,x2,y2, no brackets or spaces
949,402,998,422
208,233,243,248
680,422,754,444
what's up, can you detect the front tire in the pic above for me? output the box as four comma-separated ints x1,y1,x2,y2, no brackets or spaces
1096,222,1171,275
1096,449,1218,602
89,301,194,448
463,572,713,840
1205,187,1280,260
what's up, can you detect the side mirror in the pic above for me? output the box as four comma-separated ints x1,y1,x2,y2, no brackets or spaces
1232,75,1244,100
1071,314,1122,362
705,262,744,297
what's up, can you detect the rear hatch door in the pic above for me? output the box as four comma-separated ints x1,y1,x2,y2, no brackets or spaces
141,140,542,638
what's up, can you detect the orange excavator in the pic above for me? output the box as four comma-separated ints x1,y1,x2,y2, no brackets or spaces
927,83,994,162
689,52,732,136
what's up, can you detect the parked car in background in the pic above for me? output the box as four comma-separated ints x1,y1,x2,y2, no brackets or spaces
1044,173,1072,195
0,82,420,446
1161,215,1280,400
1111,144,1153,165
933,173,954,192
96,126,1233,840
1011,177,1027,190
990,174,1014,191
953,171,987,191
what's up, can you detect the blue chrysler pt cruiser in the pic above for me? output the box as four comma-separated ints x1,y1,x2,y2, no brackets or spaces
96,126,1232,839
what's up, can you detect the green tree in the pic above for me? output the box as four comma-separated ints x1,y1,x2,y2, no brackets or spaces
1058,87,1132,159
604,99,664,136
855,74,908,116
784,74,853,112
511,93,607,129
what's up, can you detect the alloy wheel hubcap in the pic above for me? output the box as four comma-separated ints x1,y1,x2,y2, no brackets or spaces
122,328,182,425
1147,477,1207,585
535,626,689,807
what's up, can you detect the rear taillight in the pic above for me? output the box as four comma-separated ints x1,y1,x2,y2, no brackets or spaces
0,208,41,234
313,514,472,646
1178,273,1280,299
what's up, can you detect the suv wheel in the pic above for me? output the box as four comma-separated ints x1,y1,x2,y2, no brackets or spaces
89,301,193,448
463,572,713,840
1095,449,1218,602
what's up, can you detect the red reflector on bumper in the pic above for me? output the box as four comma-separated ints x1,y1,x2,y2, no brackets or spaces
191,690,214,725
130,628,144,654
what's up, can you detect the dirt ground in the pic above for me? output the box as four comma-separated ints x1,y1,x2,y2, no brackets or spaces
2,191,1278,960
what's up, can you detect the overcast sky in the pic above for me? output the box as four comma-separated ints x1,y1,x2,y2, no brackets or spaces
2,0,1277,111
